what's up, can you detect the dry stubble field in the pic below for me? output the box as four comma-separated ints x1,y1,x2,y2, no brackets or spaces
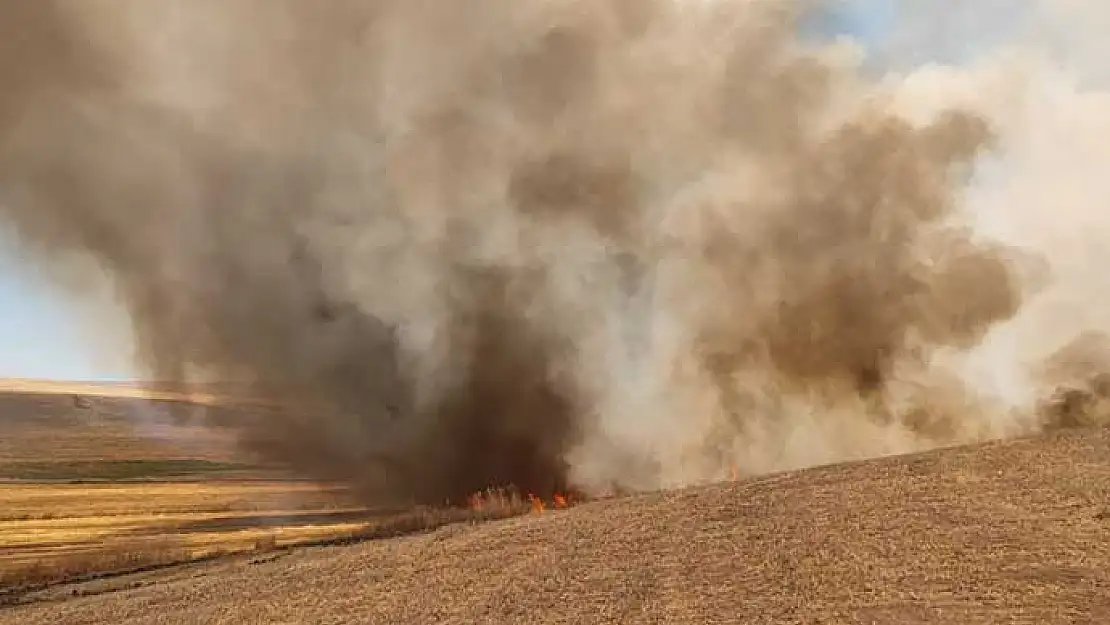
3,385,1110,623
3,425,1110,624
0,388,462,592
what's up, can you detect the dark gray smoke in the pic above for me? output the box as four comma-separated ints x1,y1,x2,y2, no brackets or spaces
0,0,1043,502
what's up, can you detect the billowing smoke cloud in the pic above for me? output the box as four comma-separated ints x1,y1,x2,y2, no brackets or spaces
0,0,1096,503
864,0,1110,435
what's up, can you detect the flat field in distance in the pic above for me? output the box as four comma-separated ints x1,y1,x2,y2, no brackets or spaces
0,387,375,590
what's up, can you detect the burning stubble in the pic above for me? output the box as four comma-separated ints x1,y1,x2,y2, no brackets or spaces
0,0,1095,504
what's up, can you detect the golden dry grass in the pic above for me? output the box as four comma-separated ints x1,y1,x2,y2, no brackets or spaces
0,386,538,596
0,486,530,595
2,426,1109,624
4,387,1110,622
0,389,412,593
0,480,378,589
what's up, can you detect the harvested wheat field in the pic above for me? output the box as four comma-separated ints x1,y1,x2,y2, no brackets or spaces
0,481,375,587
0,390,400,591
0,426,1106,625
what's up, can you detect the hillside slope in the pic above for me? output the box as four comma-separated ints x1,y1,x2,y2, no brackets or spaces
5,427,1110,624
0,390,242,470
0,379,255,406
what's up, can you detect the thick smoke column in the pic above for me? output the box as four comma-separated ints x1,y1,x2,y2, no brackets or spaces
0,0,1050,502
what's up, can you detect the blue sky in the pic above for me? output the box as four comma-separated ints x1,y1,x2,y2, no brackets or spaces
806,0,894,43
0,242,133,380
0,1,904,381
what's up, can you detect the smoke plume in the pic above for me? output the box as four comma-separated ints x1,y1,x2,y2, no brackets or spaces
0,0,1099,503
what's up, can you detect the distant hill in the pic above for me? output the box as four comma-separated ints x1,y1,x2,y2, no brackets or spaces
0,379,257,406
0,388,256,474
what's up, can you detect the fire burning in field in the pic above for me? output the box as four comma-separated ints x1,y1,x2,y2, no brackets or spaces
465,488,575,517
6,0,1110,508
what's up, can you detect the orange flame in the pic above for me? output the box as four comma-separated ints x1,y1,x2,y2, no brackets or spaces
464,488,580,516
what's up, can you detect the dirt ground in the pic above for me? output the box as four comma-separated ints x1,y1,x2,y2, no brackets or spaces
2,426,1108,624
